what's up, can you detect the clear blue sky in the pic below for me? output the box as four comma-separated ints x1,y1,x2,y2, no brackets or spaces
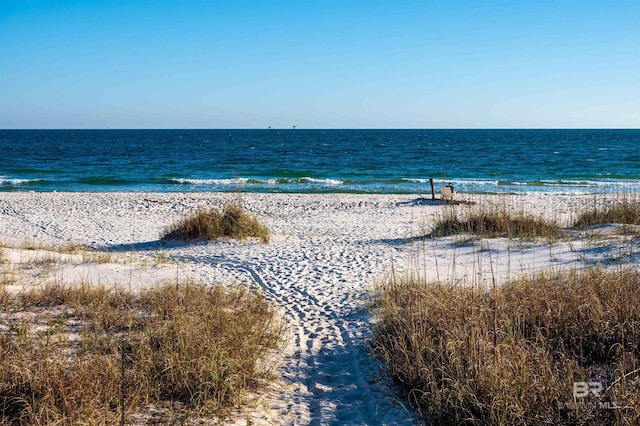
1,0,639,128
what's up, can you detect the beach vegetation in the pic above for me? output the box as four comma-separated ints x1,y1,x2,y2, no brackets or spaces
371,267,640,425
6,239,119,265
0,281,284,424
162,202,270,243
432,206,562,240
152,250,172,265
81,250,118,264
574,199,640,230
0,248,17,286
0,269,15,287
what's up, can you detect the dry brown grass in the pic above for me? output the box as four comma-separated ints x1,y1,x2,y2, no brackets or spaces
0,281,283,424
432,206,563,240
0,248,17,287
162,202,270,243
574,199,640,229
371,268,640,425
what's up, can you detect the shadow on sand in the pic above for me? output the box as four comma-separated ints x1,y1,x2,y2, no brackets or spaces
395,197,476,207
90,239,196,253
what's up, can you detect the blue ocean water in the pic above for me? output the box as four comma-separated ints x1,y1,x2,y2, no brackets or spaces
1,129,638,194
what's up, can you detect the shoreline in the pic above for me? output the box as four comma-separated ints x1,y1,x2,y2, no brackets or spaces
2,184,640,196
1,191,638,424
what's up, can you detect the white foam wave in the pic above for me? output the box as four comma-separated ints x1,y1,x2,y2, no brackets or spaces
0,176,34,185
402,178,500,186
449,179,500,186
401,178,429,183
172,178,250,185
172,177,343,186
167,176,640,193
301,177,343,185
539,180,640,187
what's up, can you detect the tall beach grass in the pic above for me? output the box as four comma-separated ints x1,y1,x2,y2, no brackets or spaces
573,198,640,229
162,202,270,243
0,281,284,424
371,267,640,425
372,195,640,424
431,205,563,240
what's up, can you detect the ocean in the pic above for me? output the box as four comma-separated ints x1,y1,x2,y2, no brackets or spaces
1,129,639,194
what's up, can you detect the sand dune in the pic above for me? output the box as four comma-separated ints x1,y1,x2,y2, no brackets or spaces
1,192,637,425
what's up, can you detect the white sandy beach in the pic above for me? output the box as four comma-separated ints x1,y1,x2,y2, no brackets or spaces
1,192,638,425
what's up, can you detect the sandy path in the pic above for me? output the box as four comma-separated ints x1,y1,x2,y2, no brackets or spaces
1,192,638,425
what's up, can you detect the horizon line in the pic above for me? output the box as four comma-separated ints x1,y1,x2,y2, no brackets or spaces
2,127,639,131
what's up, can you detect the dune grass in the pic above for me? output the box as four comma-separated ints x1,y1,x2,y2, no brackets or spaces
0,281,284,424
432,206,563,240
574,199,640,229
162,202,270,243
0,247,17,287
371,267,640,425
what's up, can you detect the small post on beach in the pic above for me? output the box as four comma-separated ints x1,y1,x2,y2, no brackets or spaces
429,178,435,200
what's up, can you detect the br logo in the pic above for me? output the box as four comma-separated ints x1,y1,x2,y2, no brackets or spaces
573,382,603,398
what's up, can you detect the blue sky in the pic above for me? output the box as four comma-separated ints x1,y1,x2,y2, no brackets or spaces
1,0,638,128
